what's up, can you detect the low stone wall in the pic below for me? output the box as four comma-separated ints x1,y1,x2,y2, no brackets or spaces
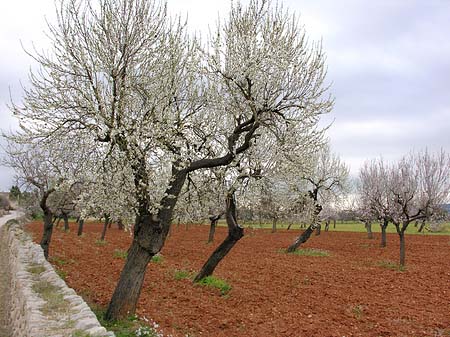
2,219,115,337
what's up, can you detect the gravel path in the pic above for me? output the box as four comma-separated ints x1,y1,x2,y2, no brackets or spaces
0,211,20,337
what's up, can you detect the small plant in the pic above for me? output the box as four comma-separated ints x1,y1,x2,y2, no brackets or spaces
135,326,155,337
56,269,68,280
377,260,406,271
151,254,163,264
351,304,365,319
197,275,231,295
174,269,192,280
287,248,330,257
301,276,312,285
95,239,107,246
27,264,46,275
51,256,68,266
113,249,128,259
93,307,160,337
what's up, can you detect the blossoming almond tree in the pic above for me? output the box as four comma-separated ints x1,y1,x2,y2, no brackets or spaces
388,150,450,266
358,158,393,247
286,143,349,252
11,0,332,319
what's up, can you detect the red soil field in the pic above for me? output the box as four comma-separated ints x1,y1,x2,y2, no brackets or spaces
25,221,450,337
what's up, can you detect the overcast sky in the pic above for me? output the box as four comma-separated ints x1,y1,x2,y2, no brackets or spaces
1,0,449,190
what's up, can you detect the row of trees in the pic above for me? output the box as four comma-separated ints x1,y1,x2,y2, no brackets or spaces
357,151,450,266
3,0,334,321
3,0,448,323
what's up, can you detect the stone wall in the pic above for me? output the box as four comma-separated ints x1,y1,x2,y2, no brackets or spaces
2,219,115,337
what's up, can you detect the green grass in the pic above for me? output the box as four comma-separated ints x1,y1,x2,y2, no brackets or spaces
56,269,68,280
351,304,365,319
377,260,406,272
50,256,69,267
286,248,330,257
174,269,193,280
196,275,231,295
95,239,107,246
113,249,128,259
151,254,163,264
93,308,159,337
32,281,69,315
238,220,450,235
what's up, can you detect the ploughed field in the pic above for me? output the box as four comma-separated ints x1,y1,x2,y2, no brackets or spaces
26,221,450,337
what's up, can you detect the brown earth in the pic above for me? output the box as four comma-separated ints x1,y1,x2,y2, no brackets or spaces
25,221,450,337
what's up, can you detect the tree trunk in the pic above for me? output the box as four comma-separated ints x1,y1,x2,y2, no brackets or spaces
105,157,187,321
39,189,55,260
77,218,84,236
286,223,292,230
194,192,243,282
117,219,125,230
365,221,373,239
315,223,321,236
380,225,387,247
40,210,54,260
418,219,426,233
324,220,330,232
271,218,277,233
56,217,62,228
333,219,336,229
380,221,387,247
100,216,110,241
104,237,153,320
63,213,69,232
207,214,221,244
287,191,321,252
287,224,315,253
399,231,405,266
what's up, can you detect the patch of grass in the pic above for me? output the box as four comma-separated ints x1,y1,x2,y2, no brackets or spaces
196,275,231,295
95,239,107,246
151,254,163,264
71,330,90,337
377,260,406,272
93,308,158,337
351,304,365,319
27,264,46,275
32,280,69,315
56,269,68,280
174,269,192,280
50,256,69,266
113,249,128,259
287,248,330,257
301,276,312,285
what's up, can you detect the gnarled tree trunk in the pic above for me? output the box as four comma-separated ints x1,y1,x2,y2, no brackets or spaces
365,220,373,239
271,217,277,233
208,214,222,243
100,214,111,241
39,188,55,260
77,218,84,236
315,223,321,236
194,192,243,282
105,159,187,321
287,190,322,252
380,218,388,247
418,219,426,233
62,212,69,232
286,224,315,253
